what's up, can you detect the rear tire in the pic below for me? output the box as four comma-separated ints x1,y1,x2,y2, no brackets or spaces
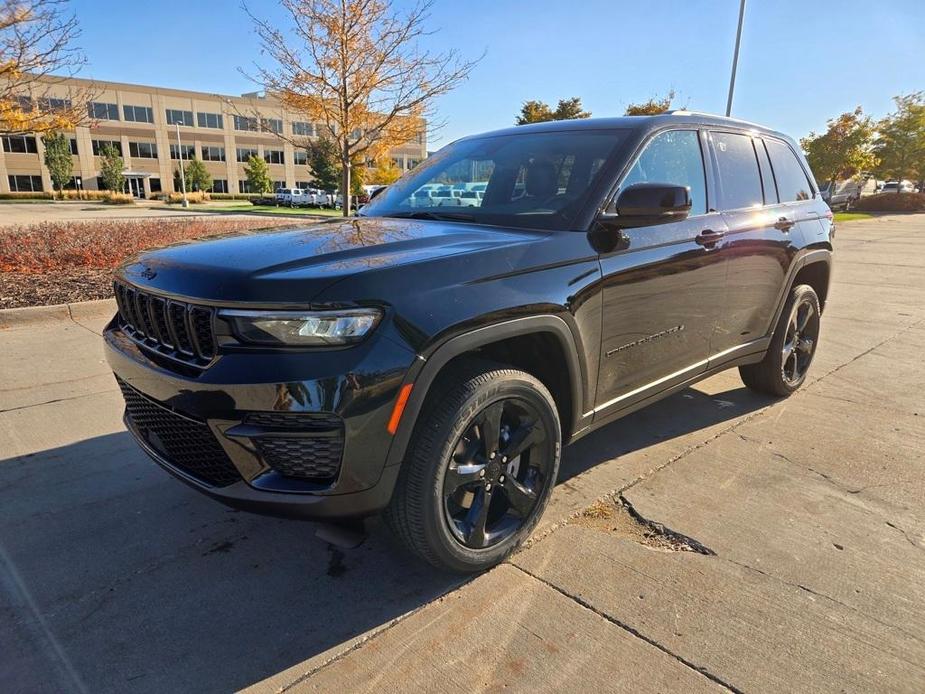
384,361,561,573
740,284,821,396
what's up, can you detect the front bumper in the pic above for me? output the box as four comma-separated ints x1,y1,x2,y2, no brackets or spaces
105,317,416,519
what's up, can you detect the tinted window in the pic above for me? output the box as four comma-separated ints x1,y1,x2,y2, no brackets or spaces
712,132,762,210
361,130,627,231
620,130,706,216
765,139,813,202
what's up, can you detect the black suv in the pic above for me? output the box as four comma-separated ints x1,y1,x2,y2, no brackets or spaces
105,113,833,573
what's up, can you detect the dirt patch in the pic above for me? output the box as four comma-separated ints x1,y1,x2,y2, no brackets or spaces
572,494,715,555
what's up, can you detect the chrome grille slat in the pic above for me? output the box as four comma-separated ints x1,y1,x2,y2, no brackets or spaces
113,280,215,369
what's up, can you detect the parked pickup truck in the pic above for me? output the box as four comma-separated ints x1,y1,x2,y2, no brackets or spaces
106,113,833,573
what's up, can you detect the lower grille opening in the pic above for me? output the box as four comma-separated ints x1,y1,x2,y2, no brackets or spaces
247,412,345,482
117,378,241,487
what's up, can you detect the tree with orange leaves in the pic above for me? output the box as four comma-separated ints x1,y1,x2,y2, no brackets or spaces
1,0,89,135
247,0,480,216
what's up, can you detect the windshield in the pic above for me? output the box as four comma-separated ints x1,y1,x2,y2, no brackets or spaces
360,129,627,230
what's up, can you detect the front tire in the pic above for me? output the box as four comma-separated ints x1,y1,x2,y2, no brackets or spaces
384,361,561,573
740,284,821,396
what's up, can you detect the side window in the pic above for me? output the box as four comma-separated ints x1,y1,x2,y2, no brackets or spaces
712,131,763,210
765,139,814,202
620,130,706,216
755,138,779,204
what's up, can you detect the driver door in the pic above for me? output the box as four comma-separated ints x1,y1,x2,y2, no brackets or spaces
594,129,728,421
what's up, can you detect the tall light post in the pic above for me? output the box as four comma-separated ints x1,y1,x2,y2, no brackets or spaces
175,122,189,208
725,0,747,117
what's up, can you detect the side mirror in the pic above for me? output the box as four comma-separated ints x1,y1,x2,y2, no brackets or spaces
600,183,692,229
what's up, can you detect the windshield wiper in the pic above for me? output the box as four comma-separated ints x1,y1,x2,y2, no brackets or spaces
384,210,477,222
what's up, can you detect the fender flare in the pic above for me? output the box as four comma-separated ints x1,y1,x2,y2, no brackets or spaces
383,315,586,467
768,248,833,333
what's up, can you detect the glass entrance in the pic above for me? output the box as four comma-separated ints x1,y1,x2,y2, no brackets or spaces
127,177,145,198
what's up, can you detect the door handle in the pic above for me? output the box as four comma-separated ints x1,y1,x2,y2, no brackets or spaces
775,217,796,232
695,229,725,247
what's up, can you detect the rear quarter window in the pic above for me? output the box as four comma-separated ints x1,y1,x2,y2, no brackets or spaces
711,131,763,210
765,139,814,202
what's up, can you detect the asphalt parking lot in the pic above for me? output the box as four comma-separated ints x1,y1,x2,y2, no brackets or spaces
2,215,924,693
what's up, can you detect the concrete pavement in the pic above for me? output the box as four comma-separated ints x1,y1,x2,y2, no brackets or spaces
1,215,924,692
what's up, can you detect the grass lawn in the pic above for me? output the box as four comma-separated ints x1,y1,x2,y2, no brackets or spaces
219,204,346,217
833,212,873,223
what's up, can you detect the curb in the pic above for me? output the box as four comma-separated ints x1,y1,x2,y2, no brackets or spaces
0,298,115,330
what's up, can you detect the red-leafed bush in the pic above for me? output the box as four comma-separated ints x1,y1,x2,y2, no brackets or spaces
0,218,300,273
853,193,925,212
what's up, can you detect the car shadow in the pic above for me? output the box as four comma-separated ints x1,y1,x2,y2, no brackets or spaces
0,382,774,693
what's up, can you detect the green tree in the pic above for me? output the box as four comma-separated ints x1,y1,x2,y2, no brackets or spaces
800,107,878,187
41,131,73,199
625,90,677,116
516,97,591,125
98,143,124,192
243,154,272,194
306,137,340,192
175,157,212,192
873,92,925,190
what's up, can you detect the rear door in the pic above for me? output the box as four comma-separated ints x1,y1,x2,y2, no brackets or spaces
595,128,728,419
706,130,797,359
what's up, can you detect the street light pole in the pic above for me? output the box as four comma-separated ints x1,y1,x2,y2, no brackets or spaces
725,0,747,117
175,122,189,208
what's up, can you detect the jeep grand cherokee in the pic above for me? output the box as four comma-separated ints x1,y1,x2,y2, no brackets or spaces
105,113,833,573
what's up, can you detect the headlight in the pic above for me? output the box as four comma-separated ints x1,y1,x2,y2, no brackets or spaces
221,308,382,346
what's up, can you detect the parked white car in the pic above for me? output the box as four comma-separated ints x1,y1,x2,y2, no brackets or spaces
879,180,916,194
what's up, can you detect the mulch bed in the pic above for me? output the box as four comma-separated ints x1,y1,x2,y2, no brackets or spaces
1,268,115,309
0,217,307,309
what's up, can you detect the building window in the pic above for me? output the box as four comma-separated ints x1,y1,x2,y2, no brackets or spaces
88,102,119,120
273,180,286,190
262,118,283,134
2,135,38,154
8,175,43,192
233,115,258,132
149,178,162,193
236,147,258,163
69,139,79,155
264,149,284,165
39,97,72,112
238,179,254,193
296,181,311,190
15,95,33,112
128,142,158,159
416,132,425,145
293,149,308,165
201,146,226,162
165,109,194,126
169,143,195,160
197,112,223,129
210,179,229,194
407,159,420,169
123,105,154,123
92,140,122,156
292,121,314,137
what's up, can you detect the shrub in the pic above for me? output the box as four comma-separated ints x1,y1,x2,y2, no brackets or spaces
167,191,211,204
0,192,54,200
0,218,301,273
853,193,925,212
209,193,261,200
103,192,135,205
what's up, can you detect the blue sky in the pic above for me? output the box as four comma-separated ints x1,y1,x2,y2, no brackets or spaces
70,0,925,147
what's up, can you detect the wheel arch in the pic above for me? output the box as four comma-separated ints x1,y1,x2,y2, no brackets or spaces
384,316,587,468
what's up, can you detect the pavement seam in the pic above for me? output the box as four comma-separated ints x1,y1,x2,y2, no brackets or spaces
274,584,465,692
0,388,119,414
509,563,743,693
65,304,104,337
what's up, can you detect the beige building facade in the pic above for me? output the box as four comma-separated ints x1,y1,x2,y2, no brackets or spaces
0,77,427,197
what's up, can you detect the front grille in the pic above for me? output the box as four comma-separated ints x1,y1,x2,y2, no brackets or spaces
247,412,345,482
118,378,241,487
113,280,216,368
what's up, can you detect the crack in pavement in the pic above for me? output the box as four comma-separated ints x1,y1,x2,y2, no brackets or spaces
510,563,743,693
0,389,118,414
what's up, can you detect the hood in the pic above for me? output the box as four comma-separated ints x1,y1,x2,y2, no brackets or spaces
119,216,543,304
